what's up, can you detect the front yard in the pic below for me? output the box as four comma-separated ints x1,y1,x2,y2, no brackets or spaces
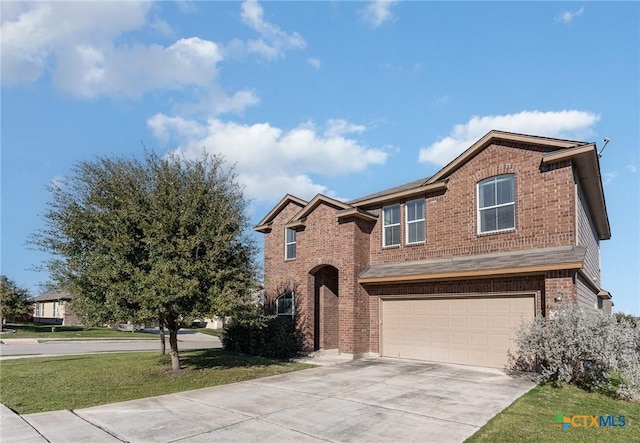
0,349,312,414
467,383,639,442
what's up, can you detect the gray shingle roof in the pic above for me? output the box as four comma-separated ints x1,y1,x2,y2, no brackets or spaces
358,245,587,281
32,291,72,302
347,176,431,205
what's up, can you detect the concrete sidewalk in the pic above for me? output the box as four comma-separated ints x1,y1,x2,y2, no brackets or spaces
1,359,534,443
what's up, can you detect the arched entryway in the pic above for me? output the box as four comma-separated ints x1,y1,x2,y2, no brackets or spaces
310,265,339,351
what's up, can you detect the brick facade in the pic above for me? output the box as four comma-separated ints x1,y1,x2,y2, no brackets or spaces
257,132,610,358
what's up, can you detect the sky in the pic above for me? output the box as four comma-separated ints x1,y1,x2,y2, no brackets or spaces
1,1,638,315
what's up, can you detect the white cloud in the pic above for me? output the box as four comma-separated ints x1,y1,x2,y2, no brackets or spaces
556,7,584,24
1,1,151,85
1,1,297,110
418,110,601,167
236,0,306,59
603,171,618,184
361,0,399,29
149,116,387,202
324,119,366,138
308,57,321,68
627,164,637,173
53,37,222,99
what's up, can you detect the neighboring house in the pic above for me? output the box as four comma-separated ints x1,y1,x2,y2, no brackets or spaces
32,291,81,326
255,130,612,368
196,286,265,329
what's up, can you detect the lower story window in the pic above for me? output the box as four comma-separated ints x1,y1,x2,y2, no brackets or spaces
276,292,295,317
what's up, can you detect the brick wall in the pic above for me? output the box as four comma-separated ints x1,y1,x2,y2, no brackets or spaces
263,202,373,353
261,141,599,356
368,143,577,264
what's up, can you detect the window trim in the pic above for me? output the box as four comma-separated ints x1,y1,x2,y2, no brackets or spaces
405,198,426,245
477,174,516,234
284,228,296,260
276,291,295,317
382,204,401,247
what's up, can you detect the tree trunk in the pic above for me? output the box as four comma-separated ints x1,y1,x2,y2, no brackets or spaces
159,316,166,355
0,317,4,332
167,315,181,371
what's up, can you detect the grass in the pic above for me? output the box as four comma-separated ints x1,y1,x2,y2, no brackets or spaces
0,323,155,340
0,349,313,414
466,383,640,443
190,327,223,337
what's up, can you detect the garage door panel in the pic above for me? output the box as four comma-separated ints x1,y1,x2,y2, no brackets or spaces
381,296,534,368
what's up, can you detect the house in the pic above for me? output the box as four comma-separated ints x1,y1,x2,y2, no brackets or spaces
255,130,612,369
32,291,81,326
195,286,265,329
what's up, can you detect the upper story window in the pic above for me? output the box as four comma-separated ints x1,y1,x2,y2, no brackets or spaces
285,228,296,260
276,292,295,317
382,204,401,247
478,174,515,234
406,199,425,244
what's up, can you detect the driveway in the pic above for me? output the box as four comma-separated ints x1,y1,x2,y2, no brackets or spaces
2,358,534,443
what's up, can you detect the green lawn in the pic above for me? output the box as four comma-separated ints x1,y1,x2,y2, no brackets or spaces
466,384,640,443
190,327,223,337
0,323,155,340
0,349,313,414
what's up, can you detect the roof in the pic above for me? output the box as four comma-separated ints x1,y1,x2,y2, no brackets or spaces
358,245,587,284
254,130,611,238
254,194,307,233
32,291,72,302
425,130,587,184
347,176,430,205
286,194,351,228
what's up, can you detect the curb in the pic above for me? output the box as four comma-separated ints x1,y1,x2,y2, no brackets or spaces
1,339,39,345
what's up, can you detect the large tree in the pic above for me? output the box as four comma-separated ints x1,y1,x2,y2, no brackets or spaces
32,152,257,370
0,276,31,332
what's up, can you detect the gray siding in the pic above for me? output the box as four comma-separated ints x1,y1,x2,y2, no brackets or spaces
577,180,600,287
576,273,598,310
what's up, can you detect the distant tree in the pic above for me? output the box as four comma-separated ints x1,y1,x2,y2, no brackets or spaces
31,152,257,370
615,312,638,328
0,275,31,331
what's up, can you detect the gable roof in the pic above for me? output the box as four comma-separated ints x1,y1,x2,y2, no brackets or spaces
33,291,72,302
255,130,610,239
425,130,587,184
289,194,351,224
254,194,307,233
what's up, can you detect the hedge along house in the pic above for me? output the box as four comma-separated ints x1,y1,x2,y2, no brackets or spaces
255,130,612,368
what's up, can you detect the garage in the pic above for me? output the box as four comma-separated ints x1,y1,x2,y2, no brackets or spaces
381,295,535,368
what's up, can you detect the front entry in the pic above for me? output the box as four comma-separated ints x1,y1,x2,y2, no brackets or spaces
312,265,339,351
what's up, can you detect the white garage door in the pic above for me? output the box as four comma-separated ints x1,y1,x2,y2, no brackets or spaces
381,296,534,368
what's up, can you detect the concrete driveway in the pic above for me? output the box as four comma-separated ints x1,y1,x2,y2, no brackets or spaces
2,358,534,443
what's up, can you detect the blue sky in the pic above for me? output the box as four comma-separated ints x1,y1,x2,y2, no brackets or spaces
1,1,638,315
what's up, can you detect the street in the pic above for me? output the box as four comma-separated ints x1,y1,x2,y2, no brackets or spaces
0,330,222,359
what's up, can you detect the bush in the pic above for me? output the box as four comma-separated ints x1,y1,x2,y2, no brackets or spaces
221,308,301,359
508,303,640,401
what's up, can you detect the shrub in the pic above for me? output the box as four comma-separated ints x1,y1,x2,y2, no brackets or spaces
221,307,301,359
508,303,640,401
